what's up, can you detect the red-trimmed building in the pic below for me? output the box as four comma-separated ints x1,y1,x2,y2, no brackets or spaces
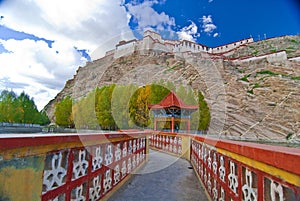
148,92,198,133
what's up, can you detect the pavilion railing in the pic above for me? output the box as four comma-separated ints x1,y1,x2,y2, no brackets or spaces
149,132,300,201
0,131,149,201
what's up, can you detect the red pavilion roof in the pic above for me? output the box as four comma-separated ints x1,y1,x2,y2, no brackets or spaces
149,92,198,110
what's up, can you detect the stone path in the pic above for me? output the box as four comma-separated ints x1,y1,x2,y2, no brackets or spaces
108,150,209,201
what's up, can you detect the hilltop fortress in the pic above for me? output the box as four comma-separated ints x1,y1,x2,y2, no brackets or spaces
105,30,254,59
45,31,300,141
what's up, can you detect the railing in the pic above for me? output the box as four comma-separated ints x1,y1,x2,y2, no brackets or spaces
1,131,299,201
0,122,41,127
0,132,149,201
149,132,190,160
149,132,300,201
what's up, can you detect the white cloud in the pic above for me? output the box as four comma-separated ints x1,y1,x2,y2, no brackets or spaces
203,23,217,33
177,21,199,42
0,0,134,109
0,0,133,51
202,15,213,24
201,15,217,35
208,0,214,3
213,33,219,37
0,39,85,109
125,0,175,32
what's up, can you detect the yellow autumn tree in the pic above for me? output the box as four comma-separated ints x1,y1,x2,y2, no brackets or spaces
129,85,151,128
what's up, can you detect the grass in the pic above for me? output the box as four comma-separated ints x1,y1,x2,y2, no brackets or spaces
291,76,300,81
252,50,259,56
285,49,294,54
240,74,251,82
259,76,269,81
257,70,300,81
289,39,299,44
286,46,295,50
247,89,253,94
163,63,182,73
257,70,278,76
253,83,262,89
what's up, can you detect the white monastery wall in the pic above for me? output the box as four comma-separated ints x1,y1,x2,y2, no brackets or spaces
107,31,254,59
212,38,254,54
266,51,287,63
233,51,287,64
289,56,300,62
114,40,136,59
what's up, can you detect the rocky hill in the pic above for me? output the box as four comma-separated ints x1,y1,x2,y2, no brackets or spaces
44,35,300,142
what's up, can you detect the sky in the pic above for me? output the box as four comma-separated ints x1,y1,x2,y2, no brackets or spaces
0,0,299,110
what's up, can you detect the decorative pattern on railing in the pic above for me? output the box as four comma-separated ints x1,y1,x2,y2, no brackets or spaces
42,137,146,201
149,134,182,155
191,139,300,201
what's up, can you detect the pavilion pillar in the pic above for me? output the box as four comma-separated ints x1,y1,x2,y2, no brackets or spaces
154,119,157,131
187,119,190,133
171,117,175,133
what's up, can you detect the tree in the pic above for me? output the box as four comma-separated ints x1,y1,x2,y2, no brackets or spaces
111,84,138,129
55,96,74,127
38,110,50,125
18,92,39,123
197,91,210,131
95,84,117,130
0,90,50,124
129,85,151,128
0,90,18,122
150,83,170,104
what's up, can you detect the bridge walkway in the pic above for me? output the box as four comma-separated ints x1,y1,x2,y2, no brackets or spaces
108,150,208,201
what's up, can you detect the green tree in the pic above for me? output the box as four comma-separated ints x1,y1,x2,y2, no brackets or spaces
18,92,40,123
111,84,138,129
197,91,210,131
165,80,175,91
0,90,18,122
38,110,50,125
0,90,50,124
55,96,74,127
95,84,117,130
150,83,170,104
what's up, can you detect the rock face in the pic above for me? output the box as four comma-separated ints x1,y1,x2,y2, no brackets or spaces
45,35,300,142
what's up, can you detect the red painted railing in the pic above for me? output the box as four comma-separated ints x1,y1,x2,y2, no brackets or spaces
149,132,300,201
149,133,183,156
0,132,148,201
1,131,299,201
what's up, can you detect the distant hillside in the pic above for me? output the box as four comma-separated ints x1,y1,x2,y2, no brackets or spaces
44,34,300,142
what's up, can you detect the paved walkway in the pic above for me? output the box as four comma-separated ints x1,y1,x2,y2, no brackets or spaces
109,150,208,201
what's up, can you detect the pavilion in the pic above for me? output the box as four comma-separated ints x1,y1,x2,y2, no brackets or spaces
148,92,198,133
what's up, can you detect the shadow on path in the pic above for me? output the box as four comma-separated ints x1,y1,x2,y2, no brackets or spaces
109,150,208,201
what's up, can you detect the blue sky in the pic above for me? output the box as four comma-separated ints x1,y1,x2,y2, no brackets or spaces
0,0,299,109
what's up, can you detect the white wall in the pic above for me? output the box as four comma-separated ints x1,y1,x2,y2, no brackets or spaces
112,31,255,59
212,38,254,54
114,41,136,58
233,51,287,63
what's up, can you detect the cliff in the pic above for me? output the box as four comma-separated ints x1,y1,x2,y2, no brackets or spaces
44,34,300,142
